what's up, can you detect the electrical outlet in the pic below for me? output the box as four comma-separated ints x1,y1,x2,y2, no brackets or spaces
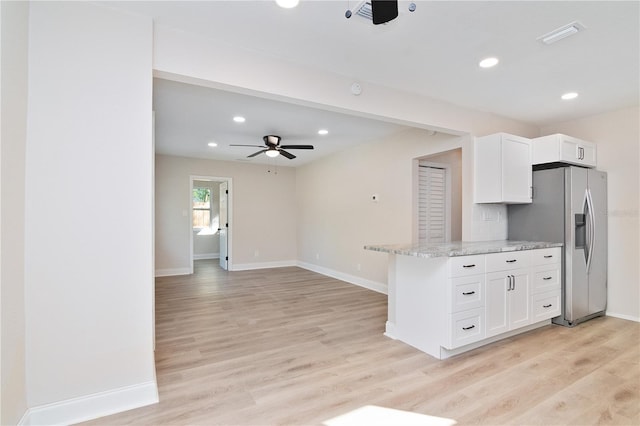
254,250,260,258
356,263,361,271
315,253,320,260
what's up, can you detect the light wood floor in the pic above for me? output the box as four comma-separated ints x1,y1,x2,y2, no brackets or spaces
84,260,639,425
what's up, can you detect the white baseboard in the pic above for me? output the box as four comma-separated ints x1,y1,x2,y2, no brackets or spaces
297,261,387,295
17,410,29,426
22,381,158,426
231,260,297,271
384,321,397,339
155,267,190,277
194,253,219,260
606,311,640,322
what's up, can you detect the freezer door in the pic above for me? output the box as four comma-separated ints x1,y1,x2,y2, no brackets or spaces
566,167,589,322
587,169,608,313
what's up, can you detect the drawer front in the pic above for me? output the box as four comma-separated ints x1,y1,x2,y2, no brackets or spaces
486,250,531,272
532,265,561,294
531,247,561,266
531,290,561,322
449,275,485,313
449,255,485,277
446,308,485,349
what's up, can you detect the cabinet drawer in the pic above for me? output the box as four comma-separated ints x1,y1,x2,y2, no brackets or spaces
531,290,561,322
449,275,485,313
531,247,561,266
532,265,561,294
445,308,485,349
486,251,531,272
449,255,485,277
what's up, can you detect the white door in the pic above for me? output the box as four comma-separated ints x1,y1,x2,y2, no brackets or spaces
219,181,228,270
418,165,448,243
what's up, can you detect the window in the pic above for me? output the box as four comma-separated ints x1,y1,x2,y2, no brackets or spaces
192,187,212,229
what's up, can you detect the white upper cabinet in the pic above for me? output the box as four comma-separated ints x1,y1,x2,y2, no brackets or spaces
532,133,597,168
474,133,532,204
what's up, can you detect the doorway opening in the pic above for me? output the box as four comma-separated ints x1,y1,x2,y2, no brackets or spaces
189,175,232,272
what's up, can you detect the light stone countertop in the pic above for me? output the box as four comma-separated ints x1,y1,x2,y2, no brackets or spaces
364,240,562,258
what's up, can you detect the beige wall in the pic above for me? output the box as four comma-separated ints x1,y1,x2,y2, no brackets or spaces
0,1,29,424
296,128,510,290
541,106,640,321
24,2,157,419
156,155,297,273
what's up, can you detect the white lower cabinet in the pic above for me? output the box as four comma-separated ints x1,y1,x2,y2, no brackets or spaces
393,247,562,360
530,247,562,321
486,269,531,338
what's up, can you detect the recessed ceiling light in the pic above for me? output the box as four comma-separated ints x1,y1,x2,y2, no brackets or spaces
561,92,579,100
479,57,499,68
233,116,245,123
208,142,218,147
275,0,299,8
318,129,329,135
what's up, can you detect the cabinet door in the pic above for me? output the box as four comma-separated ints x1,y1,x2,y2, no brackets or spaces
486,272,509,338
561,138,582,163
474,133,532,204
560,138,597,167
509,270,531,330
502,135,532,203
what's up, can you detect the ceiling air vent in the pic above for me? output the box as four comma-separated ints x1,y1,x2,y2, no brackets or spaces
537,21,586,45
354,1,373,21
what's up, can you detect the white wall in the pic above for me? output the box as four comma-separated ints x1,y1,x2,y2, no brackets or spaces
0,1,29,424
193,180,220,259
23,2,157,422
156,155,297,274
153,26,539,139
541,106,640,321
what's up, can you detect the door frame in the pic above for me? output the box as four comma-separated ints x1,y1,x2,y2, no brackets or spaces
189,175,233,273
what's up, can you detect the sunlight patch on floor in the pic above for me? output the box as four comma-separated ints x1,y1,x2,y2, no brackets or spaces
322,405,457,426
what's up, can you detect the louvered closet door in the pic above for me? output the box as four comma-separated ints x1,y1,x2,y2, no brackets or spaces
418,165,446,243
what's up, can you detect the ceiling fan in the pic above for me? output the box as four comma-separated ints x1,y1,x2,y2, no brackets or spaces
231,135,314,159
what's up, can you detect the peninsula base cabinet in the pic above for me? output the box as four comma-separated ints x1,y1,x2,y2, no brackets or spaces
391,247,561,359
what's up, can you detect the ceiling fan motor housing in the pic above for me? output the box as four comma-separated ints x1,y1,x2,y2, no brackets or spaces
264,135,281,146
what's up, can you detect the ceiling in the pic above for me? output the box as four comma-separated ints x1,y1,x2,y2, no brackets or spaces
110,1,640,166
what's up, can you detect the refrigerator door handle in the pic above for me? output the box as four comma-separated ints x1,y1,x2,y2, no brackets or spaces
586,188,596,274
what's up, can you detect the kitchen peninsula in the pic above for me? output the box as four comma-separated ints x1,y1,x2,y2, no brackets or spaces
365,240,563,359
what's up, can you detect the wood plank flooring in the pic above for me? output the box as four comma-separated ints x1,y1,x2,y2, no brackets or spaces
83,260,640,425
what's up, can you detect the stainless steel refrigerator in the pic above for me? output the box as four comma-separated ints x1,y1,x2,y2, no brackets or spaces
508,166,607,326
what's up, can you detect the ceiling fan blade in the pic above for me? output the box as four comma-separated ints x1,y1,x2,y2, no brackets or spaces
230,144,267,148
279,149,296,159
280,145,314,150
247,149,268,158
